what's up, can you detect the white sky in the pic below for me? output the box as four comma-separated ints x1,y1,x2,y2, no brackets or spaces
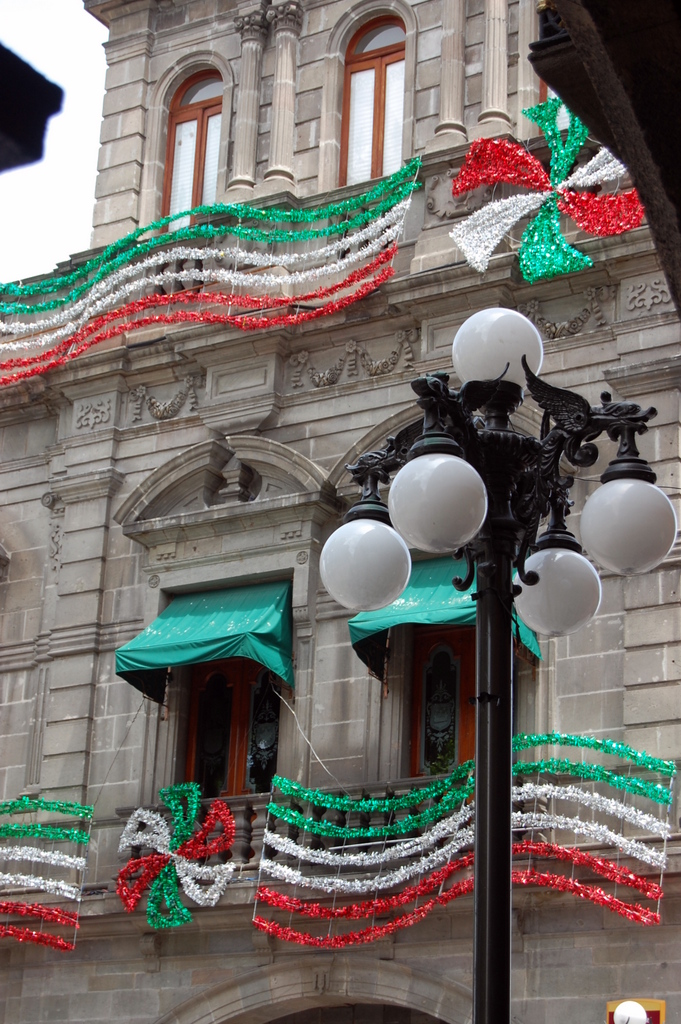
0,0,108,284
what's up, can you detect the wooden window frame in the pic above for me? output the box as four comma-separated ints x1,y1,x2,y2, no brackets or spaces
410,625,476,777
186,657,266,797
162,70,222,217
339,16,406,187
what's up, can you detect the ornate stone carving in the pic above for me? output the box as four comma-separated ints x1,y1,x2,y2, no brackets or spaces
130,375,204,423
266,1,303,33
518,288,615,340
49,522,63,572
43,491,65,574
426,174,492,221
75,398,112,430
289,330,419,389
234,3,269,41
625,277,671,313
148,574,160,588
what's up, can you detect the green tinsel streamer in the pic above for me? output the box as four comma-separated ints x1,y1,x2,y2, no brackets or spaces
518,195,592,283
272,760,475,813
0,822,90,844
146,862,193,929
512,732,676,776
523,99,589,186
266,782,475,838
0,796,94,819
159,782,202,850
0,160,421,306
512,759,672,805
0,181,417,316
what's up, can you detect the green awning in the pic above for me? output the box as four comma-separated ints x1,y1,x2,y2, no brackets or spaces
348,557,541,679
116,580,294,701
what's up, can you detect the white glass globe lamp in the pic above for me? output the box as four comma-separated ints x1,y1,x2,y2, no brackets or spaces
452,307,544,387
580,478,677,575
320,519,412,611
514,547,602,636
613,1003,648,1024
388,452,488,554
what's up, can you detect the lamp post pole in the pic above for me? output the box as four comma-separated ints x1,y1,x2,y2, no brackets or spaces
319,308,677,1024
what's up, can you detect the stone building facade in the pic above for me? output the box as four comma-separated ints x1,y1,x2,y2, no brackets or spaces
1,0,680,1022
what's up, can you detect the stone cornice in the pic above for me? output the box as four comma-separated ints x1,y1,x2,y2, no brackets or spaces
603,354,681,396
55,467,126,505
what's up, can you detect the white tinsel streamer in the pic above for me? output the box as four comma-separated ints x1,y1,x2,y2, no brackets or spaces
173,857,234,906
0,871,81,901
259,826,476,895
512,783,670,838
0,201,410,345
0,845,86,871
118,808,171,855
512,812,665,868
450,192,549,272
562,148,628,190
262,805,475,868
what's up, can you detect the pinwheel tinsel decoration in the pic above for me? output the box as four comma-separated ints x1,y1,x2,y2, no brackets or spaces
117,783,235,928
449,99,645,283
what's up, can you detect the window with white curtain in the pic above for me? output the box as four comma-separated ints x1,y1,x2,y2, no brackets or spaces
163,72,223,227
340,18,406,187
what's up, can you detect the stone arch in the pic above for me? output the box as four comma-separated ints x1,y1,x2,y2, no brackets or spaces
327,405,421,491
138,50,235,227
225,435,330,500
317,0,418,191
113,438,233,525
153,955,472,1024
114,436,330,526
327,399,545,493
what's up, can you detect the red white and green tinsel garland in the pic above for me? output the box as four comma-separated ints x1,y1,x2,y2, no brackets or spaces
449,98,645,282
110,733,673,944
252,732,673,947
0,160,420,386
0,796,93,952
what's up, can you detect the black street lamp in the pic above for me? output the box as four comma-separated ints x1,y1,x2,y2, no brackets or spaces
319,308,677,1024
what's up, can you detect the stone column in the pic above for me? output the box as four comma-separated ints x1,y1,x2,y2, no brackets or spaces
426,0,467,151
476,0,512,134
263,1,303,190
516,0,540,137
229,2,270,192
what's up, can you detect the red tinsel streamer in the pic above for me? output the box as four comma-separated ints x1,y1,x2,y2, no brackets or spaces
451,139,551,197
512,870,660,926
556,189,645,236
254,863,658,946
0,246,396,373
256,852,476,919
512,841,662,900
252,879,476,948
254,838,662,945
116,853,170,913
0,266,394,386
0,924,75,951
0,900,79,927
176,800,236,860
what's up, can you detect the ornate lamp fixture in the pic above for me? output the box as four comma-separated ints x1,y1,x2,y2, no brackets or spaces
320,307,676,1024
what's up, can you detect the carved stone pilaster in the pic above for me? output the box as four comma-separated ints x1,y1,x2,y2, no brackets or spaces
427,0,467,150
478,0,512,130
230,2,270,190
264,1,303,187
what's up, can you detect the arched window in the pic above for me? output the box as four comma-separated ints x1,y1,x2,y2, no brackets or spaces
339,17,406,187
186,659,281,797
163,71,223,225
